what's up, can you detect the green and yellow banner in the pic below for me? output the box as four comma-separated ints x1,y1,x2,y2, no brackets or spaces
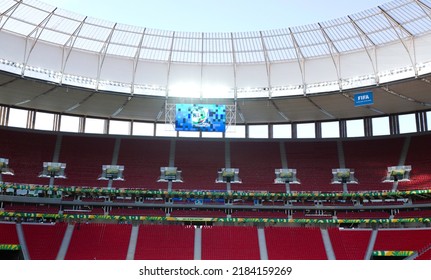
0,244,21,251
2,182,431,200
3,210,430,224
373,251,415,257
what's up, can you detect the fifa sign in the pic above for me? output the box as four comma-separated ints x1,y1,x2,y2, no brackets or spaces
354,91,374,107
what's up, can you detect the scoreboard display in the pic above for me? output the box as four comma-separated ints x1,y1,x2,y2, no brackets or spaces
175,104,226,132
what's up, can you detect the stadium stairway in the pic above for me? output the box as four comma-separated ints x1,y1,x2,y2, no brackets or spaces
279,142,290,193
393,136,411,191
413,243,431,260
15,223,30,260
168,140,176,192
405,251,419,260
108,138,122,189
50,135,63,187
364,229,378,260
336,141,348,193
337,140,346,169
320,228,336,260
279,142,288,169
56,223,75,260
257,227,268,260
194,227,202,260
126,224,139,260
398,136,411,167
225,141,231,191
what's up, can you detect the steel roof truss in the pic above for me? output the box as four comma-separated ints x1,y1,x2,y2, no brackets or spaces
61,17,87,84
22,7,57,76
379,6,417,76
96,23,117,90
0,0,21,31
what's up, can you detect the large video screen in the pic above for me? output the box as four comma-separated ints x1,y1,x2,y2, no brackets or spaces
175,104,226,132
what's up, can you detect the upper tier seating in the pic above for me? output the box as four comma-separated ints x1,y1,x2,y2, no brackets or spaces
1,127,431,193
230,141,286,192
398,135,431,190
58,135,115,187
0,129,56,185
114,138,171,190
174,140,226,191
343,138,404,192
285,141,341,192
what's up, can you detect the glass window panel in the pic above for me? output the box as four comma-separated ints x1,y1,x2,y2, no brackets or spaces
84,118,105,134
399,113,416,134
225,125,245,138
60,115,80,133
272,124,292,139
321,121,340,138
372,116,390,136
8,108,27,128
132,122,154,136
249,125,268,139
346,119,364,137
297,123,315,138
34,112,54,131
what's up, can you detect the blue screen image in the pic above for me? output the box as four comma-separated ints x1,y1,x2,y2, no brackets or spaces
175,104,226,132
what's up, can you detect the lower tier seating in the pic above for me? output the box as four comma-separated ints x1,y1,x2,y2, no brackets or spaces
201,226,260,260
328,228,371,260
64,223,132,260
22,223,67,260
265,226,328,260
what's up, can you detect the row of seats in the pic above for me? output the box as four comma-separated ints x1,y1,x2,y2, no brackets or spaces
4,202,431,220
3,222,431,260
6,202,431,219
1,128,431,192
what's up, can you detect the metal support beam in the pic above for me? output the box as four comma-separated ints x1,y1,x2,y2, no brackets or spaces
381,86,431,107
289,28,306,95
61,17,87,84
22,8,57,76
230,33,238,101
318,22,341,89
131,28,147,94
0,0,21,31
200,32,204,99
96,23,117,90
165,32,176,98
348,15,379,85
379,6,417,76
14,85,57,106
259,31,272,98
415,0,431,21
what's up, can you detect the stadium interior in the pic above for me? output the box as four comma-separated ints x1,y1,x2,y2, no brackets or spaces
1,0,431,260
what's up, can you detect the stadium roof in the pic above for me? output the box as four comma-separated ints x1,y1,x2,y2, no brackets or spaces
1,0,431,124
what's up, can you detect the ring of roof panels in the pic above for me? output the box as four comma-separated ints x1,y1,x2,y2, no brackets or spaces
1,0,431,100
